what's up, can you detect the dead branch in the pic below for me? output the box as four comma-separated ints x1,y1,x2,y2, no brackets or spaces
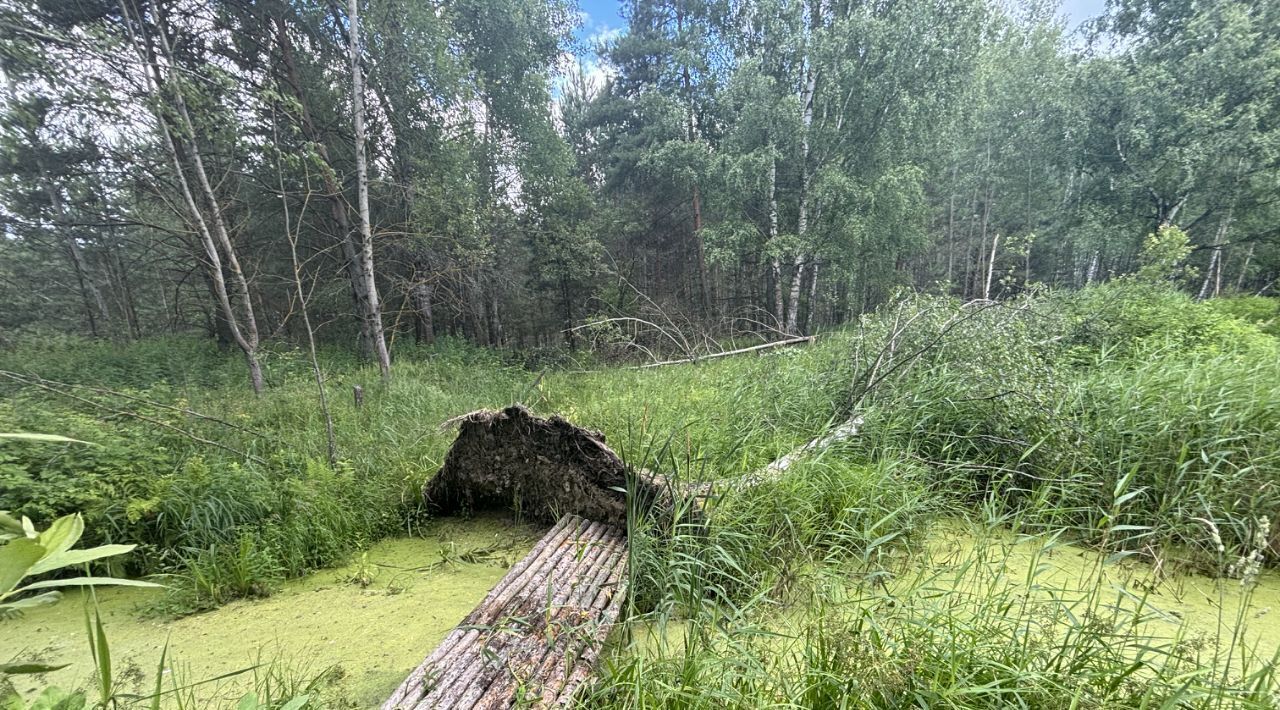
634,335,816,369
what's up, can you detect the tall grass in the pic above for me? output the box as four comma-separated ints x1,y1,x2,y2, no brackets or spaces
594,474,1280,709
845,285,1280,566
0,338,532,612
584,283,1280,708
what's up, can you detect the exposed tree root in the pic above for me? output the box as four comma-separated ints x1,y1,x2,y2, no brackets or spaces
424,405,666,526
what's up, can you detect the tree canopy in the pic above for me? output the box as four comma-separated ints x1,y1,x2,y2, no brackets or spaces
1,0,1277,387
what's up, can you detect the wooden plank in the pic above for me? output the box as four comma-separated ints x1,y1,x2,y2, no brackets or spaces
384,514,628,709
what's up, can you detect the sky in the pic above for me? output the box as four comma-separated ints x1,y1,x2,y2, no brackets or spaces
560,0,1110,100
572,0,1111,55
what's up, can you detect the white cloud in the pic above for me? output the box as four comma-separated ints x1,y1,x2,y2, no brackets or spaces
588,25,623,49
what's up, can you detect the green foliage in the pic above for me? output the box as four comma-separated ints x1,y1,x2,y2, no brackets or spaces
2,282,1279,706
1076,351,1280,560
0,336,244,391
1055,281,1278,361
1207,296,1280,336
592,530,1280,707
644,456,932,611
844,284,1279,563
1,509,156,710
1134,224,1196,284
541,336,852,475
1,513,157,623
583,285,1280,707
0,337,529,615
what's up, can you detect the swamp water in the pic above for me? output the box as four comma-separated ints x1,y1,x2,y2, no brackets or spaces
8,518,1280,707
6,514,542,708
626,522,1280,678
911,523,1280,669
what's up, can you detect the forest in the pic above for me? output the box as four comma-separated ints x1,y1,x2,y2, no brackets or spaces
0,0,1275,368
2,0,1280,707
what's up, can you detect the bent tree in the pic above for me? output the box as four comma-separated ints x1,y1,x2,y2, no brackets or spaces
118,0,266,393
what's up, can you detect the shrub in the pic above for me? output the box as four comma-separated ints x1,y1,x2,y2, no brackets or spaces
1054,281,1278,361
1206,295,1280,336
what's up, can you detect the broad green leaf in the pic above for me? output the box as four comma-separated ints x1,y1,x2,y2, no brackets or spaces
36,515,85,561
29,545,136,576
0,538,45,597
237,692,260,710
13,577,162,595
0,661,71,675
279,695,310,710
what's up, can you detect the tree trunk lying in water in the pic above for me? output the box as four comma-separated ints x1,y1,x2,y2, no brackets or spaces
383,514,627,709
424,404,668,526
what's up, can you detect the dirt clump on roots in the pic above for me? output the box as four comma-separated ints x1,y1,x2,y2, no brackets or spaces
423,405,665,525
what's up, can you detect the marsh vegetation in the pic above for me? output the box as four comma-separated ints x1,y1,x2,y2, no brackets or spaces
3,282,1279,707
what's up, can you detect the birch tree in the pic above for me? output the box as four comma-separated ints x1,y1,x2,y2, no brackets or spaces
347,0,391,377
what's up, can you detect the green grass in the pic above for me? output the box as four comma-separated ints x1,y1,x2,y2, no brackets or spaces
0,338,533,612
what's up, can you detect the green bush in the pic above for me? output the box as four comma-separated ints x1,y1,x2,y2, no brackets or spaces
1054,281,1278,361
1206,295,1280,336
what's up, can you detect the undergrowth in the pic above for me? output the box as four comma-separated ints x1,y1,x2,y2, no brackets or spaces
0,339,530,613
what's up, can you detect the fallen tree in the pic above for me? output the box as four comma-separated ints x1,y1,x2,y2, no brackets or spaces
397,408,865,708
425,404,864,526
680,415,864,515
634,335,816,369
423,405,668,526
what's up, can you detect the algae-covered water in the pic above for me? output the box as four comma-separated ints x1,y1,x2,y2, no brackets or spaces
628,522,1280,673
919,522,1280,662
6,514,542,708
9,517,1280,708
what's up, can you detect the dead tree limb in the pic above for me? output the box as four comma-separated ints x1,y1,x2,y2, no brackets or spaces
634,335,816,369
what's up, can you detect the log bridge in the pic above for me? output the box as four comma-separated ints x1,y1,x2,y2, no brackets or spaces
384,406,644,709
383,514,627,709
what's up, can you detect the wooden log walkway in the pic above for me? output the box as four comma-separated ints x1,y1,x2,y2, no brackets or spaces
383,514,628,709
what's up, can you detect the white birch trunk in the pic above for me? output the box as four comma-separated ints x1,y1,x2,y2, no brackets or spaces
349,0,392,377
120,0,264,393
768,154,784,325
787,12,819,335
983,232,1000,300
